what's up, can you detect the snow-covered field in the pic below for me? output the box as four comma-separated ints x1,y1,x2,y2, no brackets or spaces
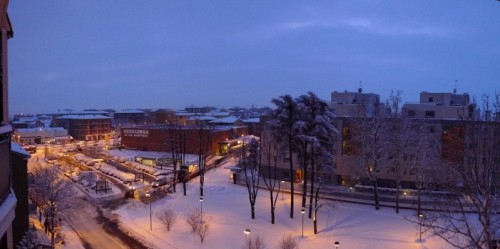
114,163,452,249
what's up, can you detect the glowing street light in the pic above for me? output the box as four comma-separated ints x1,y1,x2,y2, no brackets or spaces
418,213,424,242
200,197,204,223
301,208,305,238
281,180,285,200
145,193,152,230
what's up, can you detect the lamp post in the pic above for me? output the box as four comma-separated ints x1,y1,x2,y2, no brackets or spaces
244,228,251,246
418,213,424,242
49,201,56,246
281,180,285,200
200,197,204,223
334,241,340,248
145,193,152,230
301,208,305,238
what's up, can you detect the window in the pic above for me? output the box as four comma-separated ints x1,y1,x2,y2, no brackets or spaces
425,111,435,118
428,97,433,102
407,110,416,117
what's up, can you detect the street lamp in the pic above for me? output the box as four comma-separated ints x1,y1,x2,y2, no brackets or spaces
281,180,285,200
334,241,340,248
418,213,424,242
49,201,56,246
301,208,305,238
200,197,204,223
145,193,152,230
244,228,251,244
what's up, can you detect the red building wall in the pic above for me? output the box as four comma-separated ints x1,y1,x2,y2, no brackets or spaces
121,125,248,155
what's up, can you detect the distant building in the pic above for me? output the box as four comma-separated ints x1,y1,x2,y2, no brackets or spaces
113,110,147,127
402,92,474,119
120,124,248,156
241,117,261,137
149,108,176,124
54,114,113,141
330,89,381,117
13,127,72,145
209,116,245,126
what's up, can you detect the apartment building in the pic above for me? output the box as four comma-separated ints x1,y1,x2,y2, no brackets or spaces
402,92,473,119
55,114,113,141
0,0,15,247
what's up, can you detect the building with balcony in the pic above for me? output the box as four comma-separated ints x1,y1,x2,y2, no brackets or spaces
54,114,113,141
0,1,16,247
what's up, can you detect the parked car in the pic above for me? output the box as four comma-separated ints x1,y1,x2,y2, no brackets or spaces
152,176,168,188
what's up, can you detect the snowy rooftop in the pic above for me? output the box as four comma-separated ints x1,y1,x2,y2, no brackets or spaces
209,116,242,124
11,142,31,157
16,127,66,132
242,117,260,123
57,114,112,120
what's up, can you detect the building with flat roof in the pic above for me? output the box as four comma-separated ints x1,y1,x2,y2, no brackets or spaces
54,114,113,141
13,127,71,145
402,92,474,120
330,89,381,117
120,124,248,156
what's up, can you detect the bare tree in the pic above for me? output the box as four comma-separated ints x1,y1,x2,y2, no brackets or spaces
29,163,73,245
242,234,266,249
352,104,390,210
164,124,186,193
197,217,211,242
184,206,201,232
419,94,500,249
259,132,280,224
157,208,177,231
278,234,299,249
194,118,213,197
241,138,260,219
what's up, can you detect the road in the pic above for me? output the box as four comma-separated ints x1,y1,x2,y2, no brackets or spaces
63,194,130,249
29,154,148,249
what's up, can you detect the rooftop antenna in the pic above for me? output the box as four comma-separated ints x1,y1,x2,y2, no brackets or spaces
454,80,458,94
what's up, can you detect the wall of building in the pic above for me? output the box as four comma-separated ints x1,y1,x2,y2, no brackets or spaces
11,150,29,246
121,125,248,155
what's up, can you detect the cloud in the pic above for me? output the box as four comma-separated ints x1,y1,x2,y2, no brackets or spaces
240,15,453,43
342,17,453,38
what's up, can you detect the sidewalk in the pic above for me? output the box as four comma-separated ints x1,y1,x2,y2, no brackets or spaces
234,170,453,212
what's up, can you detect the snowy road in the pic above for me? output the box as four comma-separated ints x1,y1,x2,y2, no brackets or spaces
64,196,129,249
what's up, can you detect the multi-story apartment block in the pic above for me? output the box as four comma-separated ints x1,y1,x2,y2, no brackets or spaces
334,90,480,188
55,114,113,141
402,92,473,119
0,1,15,247
113,110,147,127
330,89,381,117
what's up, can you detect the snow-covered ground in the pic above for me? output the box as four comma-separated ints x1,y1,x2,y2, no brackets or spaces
113,161,452,249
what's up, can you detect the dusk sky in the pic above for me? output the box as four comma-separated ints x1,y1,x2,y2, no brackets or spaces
8,1,500,114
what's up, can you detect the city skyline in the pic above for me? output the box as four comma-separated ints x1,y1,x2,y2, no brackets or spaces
8,1,500,114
